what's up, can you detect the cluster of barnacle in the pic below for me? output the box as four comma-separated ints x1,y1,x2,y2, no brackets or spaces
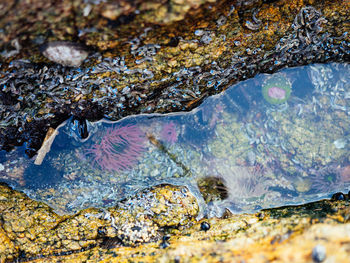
0,52,151,150
115,220,159,246
90,210,160,247
0,60,92,115
128,27,161,65
244,8,262,31
274,6,346,67
155,56,248,112
0,58,99,150
127,11,348,114
292,6,327,45
131,44,160,64
91,56,127,74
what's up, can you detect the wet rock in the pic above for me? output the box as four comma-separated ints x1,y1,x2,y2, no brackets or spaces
0,183,198,260
200,221,210,231
1,183,350,261
332,192,345,201
0,0,350,261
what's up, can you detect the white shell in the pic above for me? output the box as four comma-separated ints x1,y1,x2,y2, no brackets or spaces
333,138,347,149
41,41,88,67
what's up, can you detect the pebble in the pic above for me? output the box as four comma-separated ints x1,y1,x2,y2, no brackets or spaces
312,244,326,262
0,163,4,171
200,221,210,231
40,41,89,67
331,192,345,201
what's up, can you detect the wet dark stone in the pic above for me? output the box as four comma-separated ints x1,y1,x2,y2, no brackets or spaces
159,241,170,249
162,235,171,242
107,13,136,27
256,212,265,220
200,221,210,231
166,37,180,47
331,192,345,201
76,118,89,139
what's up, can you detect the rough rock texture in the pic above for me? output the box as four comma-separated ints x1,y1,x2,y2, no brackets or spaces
0,0,350,262
0,183,199,262
1,182,350,262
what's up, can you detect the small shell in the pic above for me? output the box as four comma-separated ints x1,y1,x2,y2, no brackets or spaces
40,41,88,67
333,138,347,149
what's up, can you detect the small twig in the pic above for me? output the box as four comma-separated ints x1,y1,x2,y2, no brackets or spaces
147,133,192,177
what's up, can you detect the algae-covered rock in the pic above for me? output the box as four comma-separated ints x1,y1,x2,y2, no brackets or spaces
0,183,198,261
2,180,350,262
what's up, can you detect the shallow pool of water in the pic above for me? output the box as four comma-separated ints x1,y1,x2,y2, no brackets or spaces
1,63,349,216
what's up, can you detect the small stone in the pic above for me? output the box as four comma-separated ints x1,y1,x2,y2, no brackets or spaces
200,221,210,231
40,41,88,67
200,34,212,44
0,163,4,171
332,192,345,201
194,29,204,36
312,244,326,262
167,59,178,68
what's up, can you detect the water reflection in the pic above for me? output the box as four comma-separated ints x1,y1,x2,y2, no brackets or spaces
1,63,349,216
